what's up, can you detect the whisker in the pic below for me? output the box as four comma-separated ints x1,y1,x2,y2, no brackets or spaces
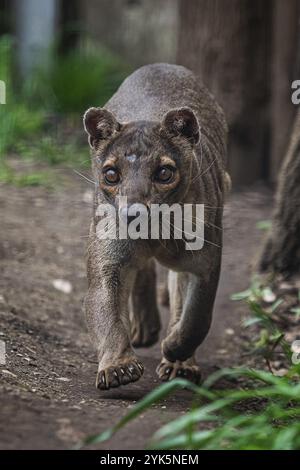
182,216,223,232
86,219,116,250
73,169,95,185
167,220,221,249
162,221,180,252
191,130,204,185
191,156,218,184
167,220,196,259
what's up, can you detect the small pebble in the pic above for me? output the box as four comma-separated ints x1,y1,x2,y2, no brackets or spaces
217,349,228,355
262,287,276,303
34,198,44,207
273,368,288,377
279,282,298,293
82,190,93,204
1,369,17,378
52,279,73,294
225,328,235,336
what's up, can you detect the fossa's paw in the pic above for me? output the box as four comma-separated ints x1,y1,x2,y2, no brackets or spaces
96,358,144,390
156,357,201,384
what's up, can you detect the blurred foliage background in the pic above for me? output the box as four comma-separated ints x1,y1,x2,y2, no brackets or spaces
0,36,129,185
0,0,299,187
0,1,130,185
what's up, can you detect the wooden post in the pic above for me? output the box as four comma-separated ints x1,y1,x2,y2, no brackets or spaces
14,0,59,78
270,0,300,183
177,0,272,186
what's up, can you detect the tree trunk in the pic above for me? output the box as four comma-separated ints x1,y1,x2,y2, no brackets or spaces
269,0,300,183
82,0,179,66
259,109,300,277
14,0,59,78
177,0,272,186
0,0,11,35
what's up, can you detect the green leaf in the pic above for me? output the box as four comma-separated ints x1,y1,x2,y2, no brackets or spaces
82,378,196,447
230,289,252,301
256,220,272,231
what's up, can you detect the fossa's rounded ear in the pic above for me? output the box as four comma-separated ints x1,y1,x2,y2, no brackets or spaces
83,107,121,148
161,107,200,145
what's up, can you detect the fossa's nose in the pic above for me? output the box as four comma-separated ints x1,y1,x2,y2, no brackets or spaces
119,203,148,225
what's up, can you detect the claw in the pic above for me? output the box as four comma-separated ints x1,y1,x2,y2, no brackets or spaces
157,359,202,384
128,364,136,374
96,371,108,390
113,370,120,384
102,372,107,388
96,359,144,390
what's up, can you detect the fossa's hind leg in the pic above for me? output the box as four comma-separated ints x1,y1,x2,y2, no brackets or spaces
162,260,221,366
156,271,201,383
130,260,161,348
157,271,201,383
157,262,221,383
157,266,169,307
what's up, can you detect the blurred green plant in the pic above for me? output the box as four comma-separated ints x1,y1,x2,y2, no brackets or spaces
15,137,87,167
0,36,128,185
0,164,54,187
82,367,300,450
256,220,272,231
0,36,44,157
80,276,300,450
290,291,300,320
231,276,291,370
25,45,129,114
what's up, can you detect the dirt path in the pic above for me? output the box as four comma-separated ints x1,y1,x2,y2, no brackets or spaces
0,167,273,449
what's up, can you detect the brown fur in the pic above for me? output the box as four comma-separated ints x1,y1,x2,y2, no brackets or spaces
83,63,228,389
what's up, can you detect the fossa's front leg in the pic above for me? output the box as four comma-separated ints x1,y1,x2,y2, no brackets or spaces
85,238,144,390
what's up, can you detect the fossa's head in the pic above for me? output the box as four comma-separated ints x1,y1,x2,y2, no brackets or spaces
83,107,200,213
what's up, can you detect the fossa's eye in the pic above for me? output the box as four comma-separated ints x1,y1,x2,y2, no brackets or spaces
103,167,120,185
154,166,176,184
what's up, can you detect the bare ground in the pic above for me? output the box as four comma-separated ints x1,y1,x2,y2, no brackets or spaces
0,164,273,449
